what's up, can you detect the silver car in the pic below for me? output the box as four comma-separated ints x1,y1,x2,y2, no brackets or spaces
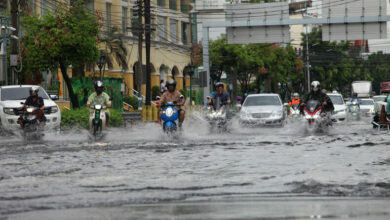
239,94,286,126
360,98,375,117
327,93,347,122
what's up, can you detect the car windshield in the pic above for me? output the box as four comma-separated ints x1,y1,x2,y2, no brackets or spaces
244,96,281,106
329,95,344,105
373,96,386,102
360,100,374,105
1,87,49,101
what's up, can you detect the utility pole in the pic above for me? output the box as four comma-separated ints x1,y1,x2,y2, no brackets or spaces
305,2,310,92
136,0,143,97
11,0,18,84
144,0,151,105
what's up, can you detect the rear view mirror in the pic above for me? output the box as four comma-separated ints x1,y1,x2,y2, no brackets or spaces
50,95,59,101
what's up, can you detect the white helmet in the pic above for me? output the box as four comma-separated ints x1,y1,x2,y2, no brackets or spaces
30,86,39,94
293,93,299,99
311,81,321,92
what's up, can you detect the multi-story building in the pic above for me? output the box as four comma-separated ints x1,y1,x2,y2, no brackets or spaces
29,0,193,98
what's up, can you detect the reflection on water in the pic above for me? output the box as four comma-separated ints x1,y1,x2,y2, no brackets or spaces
0,115,389,219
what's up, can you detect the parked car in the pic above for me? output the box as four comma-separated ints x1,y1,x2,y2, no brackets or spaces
239,94,286,126
0,85,61,131
327,92,347,122
359,98,375,117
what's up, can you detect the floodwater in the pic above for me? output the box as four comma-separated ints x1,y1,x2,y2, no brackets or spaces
1,115,390,220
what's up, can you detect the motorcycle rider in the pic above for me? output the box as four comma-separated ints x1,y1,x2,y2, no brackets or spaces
348,93,360,112
18,86,46,128
208,82,231,108
300,81,334,113
289,93,300,106
86,81,111,123
159,79,186,127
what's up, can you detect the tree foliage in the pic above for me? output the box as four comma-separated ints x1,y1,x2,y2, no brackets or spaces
21,0,100,108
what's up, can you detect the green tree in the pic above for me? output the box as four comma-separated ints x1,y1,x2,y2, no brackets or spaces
22,1,99,108
100,26,129,72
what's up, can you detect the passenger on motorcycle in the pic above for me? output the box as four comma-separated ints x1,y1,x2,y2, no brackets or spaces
159,79,186,127
300,81,334,112
289,93,300,106
18,86,46,128
86,81,111,123
348,93,360,111
208,82,231,108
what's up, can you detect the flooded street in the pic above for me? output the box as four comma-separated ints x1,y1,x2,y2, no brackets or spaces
1,117,390,219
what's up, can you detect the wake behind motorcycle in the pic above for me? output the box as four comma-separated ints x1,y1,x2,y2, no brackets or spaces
89,104,107,140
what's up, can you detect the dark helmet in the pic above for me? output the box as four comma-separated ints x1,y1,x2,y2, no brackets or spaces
30,86,39,96
94,81,104,94
166,79,176,89
311,81,321,92
215,82,224,89
353,93,358,98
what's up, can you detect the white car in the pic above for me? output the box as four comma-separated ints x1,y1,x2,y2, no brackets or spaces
359,98,375,117
239,94,286,126
327,93,347,122
0,85,61,131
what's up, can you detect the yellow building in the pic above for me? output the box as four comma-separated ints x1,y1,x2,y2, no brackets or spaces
32,0,192,98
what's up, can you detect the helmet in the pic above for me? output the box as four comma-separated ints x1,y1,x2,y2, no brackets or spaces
166,79,176,89
353,93,358,98
30,86,39,96
293,92,299,99
94,81,104,94
311,81,321,92
215,82,224,88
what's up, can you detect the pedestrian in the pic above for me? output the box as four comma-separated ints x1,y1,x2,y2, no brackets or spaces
160,80,166,94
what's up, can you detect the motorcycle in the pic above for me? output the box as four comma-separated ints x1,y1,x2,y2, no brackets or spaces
289,104,301,118
161,102,180,133
302,100,329,132
205,97,228,132
14,105,44,141
347,101,360,121
89,104,106,140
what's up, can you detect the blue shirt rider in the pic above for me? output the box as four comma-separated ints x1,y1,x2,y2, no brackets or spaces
349,93,360,111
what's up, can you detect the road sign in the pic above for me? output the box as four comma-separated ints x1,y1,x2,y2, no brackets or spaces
226,2,290,44
322,0,387,41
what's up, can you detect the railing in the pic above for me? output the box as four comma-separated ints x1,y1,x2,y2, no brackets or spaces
130,88,156,106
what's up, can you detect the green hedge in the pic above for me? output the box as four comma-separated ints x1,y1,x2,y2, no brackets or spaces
123,96,139,109
61,107,123,129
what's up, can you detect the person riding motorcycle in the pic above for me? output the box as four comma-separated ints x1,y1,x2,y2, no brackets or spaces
289,93,300,106
159,79,186,127
208,82,231,108
18,86,46,128
300,81,334,113
86,81,111,123
348,93,360,112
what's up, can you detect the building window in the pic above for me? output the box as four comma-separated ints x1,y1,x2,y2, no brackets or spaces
41,0,48,16
170,19,177,43
85,0,94,12
122,7,128,34
157,0,165,7
181,22,188,45
106,3,112,31
169,0,177,10
180,0,188,13
158,16,167,41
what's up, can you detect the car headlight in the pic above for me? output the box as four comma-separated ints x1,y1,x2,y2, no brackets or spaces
51,106,59,113
272,110,283,117
3,108,15,115
240,111,250,118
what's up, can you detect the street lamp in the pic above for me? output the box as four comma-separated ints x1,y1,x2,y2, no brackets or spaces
97,53,105,81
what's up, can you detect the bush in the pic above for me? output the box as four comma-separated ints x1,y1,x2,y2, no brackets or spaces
48,84,60,91
61,107,123,129
179,89,187,98
123,96,139,109
152,85,160,100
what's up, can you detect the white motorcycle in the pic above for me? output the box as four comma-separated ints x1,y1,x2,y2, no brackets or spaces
89,105,107,140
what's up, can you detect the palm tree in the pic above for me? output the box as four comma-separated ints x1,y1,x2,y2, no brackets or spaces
100,27,129,73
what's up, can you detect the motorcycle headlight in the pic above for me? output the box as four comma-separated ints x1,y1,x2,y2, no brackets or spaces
51,106,59,113
166,107,174,117
3,108,15,115
26,107,34,113
95,105,102,110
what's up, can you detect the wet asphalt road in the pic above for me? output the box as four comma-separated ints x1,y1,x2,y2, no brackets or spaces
1,116,390,219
